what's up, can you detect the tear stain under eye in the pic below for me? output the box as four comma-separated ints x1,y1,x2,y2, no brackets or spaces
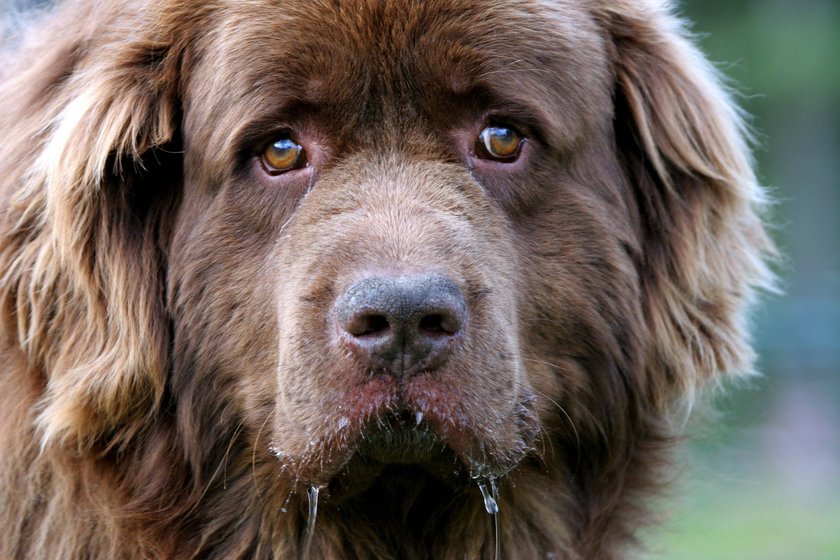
478,478,501,560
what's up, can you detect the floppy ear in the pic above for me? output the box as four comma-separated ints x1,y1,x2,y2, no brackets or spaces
0,3,187,450
598,1,775,407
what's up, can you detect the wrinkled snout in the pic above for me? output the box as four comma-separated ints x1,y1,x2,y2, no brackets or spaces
334,274,467,376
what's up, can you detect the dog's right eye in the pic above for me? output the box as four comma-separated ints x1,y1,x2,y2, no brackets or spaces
262,136,307,174
475,125,525,163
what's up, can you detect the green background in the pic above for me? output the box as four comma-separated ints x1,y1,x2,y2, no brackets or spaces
650,2,840,559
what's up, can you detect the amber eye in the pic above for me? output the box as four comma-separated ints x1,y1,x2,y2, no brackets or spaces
262,136,306,173
476,126,525,162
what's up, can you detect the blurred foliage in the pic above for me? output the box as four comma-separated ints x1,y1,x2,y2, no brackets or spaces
652,2,840,559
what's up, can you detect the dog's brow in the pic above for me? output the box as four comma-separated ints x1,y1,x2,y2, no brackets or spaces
302,79,328,105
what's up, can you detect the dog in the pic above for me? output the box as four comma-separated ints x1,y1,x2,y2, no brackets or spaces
0,0,773,558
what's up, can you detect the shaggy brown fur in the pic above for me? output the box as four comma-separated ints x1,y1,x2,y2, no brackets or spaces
0,0,773,558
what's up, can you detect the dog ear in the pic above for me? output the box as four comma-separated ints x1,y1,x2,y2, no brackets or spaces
599,2,776,408
0,4,187,451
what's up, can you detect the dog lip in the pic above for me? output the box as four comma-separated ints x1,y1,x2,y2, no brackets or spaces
336,405,466,466
353,414,449,464
332,385,517,479
276,373,530,492
323,413,468,501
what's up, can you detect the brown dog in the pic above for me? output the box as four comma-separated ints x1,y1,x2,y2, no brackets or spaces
0,0,773,558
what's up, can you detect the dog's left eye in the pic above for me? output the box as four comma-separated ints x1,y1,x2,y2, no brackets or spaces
475,126,525,162
262,136,307,174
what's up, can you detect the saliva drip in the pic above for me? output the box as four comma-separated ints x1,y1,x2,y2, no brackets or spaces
477,479,501,560
301,485,320,560
478,479,499,514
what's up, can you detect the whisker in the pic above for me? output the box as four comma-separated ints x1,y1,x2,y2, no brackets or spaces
252,413,273,503
223,421,246,490
532,389,582,482
185,419,246,518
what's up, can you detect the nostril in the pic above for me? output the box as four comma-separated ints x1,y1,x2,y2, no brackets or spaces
418,313,459,336
347,313,390,337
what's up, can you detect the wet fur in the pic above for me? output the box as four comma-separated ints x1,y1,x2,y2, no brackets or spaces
0,1,773,558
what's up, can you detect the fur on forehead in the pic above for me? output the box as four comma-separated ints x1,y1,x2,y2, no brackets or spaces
183,0,613,174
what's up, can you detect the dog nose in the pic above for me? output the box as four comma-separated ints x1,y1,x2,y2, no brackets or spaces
334,274,467,375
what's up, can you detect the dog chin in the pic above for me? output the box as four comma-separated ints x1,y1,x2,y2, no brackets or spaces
324,420,466,502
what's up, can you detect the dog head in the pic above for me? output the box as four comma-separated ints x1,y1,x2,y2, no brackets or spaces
1,0,772,551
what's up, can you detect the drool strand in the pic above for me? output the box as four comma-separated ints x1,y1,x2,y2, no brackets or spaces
301,485,320,560
477,479,501,560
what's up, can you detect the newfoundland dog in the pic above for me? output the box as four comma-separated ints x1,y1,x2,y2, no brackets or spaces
0,0,773,558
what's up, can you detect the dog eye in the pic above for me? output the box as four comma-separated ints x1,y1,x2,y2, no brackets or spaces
262,136,306,174
476,126,525,162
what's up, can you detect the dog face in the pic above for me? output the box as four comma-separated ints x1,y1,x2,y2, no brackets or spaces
0,0,773,557
168,0,625,490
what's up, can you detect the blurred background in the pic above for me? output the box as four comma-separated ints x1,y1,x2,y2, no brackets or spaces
650,1,840,559
3,0,838,558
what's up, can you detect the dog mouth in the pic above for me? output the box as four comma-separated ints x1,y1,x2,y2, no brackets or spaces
324,410,469,502
269,376,539,504
272,400,517,557
354,410,452,465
